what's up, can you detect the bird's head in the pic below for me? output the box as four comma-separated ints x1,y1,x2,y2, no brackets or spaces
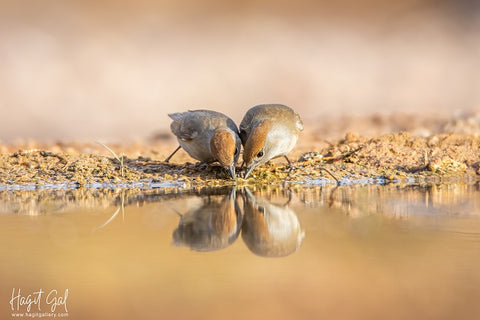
210,128,241,179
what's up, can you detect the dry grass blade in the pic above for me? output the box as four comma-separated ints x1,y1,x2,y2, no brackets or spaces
91,191,125,232
96,141,124,177
92,207,121,232
321,167,340,185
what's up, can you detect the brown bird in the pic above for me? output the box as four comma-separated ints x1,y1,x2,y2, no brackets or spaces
239,104,303,178
165,110,242,179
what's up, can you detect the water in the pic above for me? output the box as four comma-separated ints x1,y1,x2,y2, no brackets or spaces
1,183,480,320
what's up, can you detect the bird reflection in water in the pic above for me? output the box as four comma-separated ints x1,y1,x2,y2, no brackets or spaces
172,189,242,252
241,188,305,257
172,187,304,257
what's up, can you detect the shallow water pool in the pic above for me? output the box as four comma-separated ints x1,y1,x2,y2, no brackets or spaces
1,183,480,319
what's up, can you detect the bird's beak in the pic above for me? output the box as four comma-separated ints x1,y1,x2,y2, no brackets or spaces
227,164,236,179
244,165,255,179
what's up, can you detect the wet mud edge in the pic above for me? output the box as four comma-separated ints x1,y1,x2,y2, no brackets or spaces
0,132,479,190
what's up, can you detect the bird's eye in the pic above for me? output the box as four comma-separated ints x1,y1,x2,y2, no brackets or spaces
256,150,264,158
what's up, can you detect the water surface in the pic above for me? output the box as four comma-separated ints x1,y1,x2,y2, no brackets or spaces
1,183,480,319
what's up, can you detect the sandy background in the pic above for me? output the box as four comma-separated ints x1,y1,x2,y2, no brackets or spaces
1,0,479,143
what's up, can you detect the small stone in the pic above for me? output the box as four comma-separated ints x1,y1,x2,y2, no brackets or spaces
344,132,360,142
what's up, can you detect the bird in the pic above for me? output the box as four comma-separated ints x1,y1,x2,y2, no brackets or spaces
165,110,242,179
239,104,303,178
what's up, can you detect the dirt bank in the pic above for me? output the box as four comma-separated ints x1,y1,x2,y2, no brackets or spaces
1,114,479,188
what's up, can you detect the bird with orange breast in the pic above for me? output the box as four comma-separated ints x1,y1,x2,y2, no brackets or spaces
165,110,242,179
239,104,303,178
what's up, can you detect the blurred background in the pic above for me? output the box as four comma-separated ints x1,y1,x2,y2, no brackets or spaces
0,0,479,143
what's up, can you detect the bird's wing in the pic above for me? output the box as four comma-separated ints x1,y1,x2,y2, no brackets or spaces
169,113,199,140
239,110,255,144
296,116,304,132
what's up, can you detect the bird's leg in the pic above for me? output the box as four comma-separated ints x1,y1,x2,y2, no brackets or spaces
283,155,295,171
282,156,296,187
164,145,182,163
283,155,292,166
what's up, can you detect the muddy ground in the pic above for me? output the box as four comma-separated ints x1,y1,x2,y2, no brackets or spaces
0,113,479,188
